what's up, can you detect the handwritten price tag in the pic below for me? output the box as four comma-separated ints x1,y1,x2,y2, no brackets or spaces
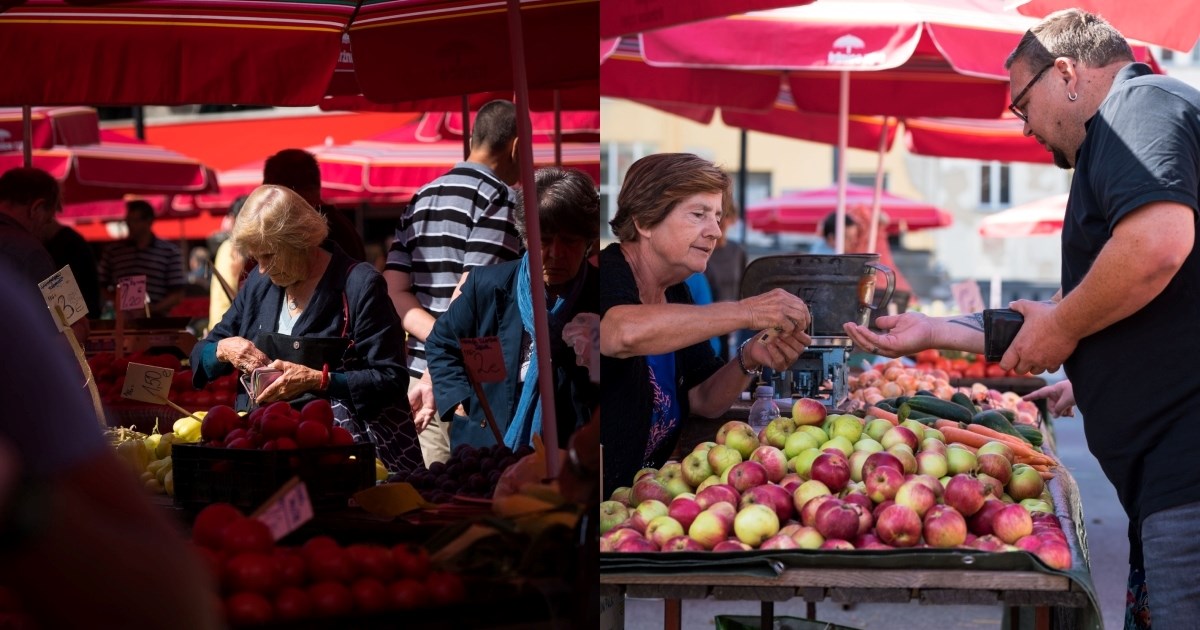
118,275,147,311
252,477,314,541
121,362,174,404
38,265,88,331
459,336,507,384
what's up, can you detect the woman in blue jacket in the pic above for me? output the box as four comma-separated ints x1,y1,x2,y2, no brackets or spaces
425,167,599,449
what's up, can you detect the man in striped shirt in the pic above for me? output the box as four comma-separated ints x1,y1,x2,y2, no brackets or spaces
97,200,186,318
384,100,523,466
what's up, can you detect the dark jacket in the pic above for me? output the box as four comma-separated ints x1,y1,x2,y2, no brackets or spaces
425,260,598,449
191,245,407,422
599,244,725,496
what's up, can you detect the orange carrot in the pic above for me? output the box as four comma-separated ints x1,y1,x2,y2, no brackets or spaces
938,426,991,449
866,406,899,425
1037,470,1056,480
965,425,1055,463
934,419,961,431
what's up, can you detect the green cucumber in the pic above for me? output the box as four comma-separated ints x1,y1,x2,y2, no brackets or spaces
950,392,979,414
915,389,936,398
971,410,1028,443
1014,424,1044,447
874,401,898,414
897,403,938,426
905,395,974,423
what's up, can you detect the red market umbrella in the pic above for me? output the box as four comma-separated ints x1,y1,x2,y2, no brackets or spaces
746,183,953,234
978,193,1067,238
904,116,1054,164
319,84,600,114
0,142,219,204
0,0,355,106
0,107,100,149
1015,0,1200,52
601,0,817,38
348,0,597,103
413,111,599,144
720,85,899,152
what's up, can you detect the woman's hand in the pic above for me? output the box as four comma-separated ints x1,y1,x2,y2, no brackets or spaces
1023,380,1076,417
744,328,812,372
255,359,320,404
740,289,811,336
215,337,270,373
562,312,599,368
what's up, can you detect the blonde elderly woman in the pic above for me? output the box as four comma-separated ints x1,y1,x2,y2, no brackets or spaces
191,185,422,472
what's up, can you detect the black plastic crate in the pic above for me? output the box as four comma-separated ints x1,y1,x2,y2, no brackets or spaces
172,442,376,513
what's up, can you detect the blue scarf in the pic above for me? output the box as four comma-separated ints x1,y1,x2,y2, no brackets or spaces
505,253,588,448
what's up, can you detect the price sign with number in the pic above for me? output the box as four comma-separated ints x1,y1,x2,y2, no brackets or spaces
253,477,314,541
459,336,507,384
118,275,147,311
38,265,88,331
121,362,173,404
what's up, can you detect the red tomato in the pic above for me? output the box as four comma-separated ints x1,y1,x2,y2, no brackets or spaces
305,546,354,583
425,572,465,606
222,518,275,555
391,544,430,580
300,536,340,561
329,426,355,446
225,552,280,594
274,550,307,587
350,577,389,613
224,592,273,626
275,437,298,450
346,544,395,581
262,414,298,440
272,587,312,621
964,364,986,380
986,364,1007,378
193,503,244,550
300,399,335,428
950,358,969,372
295,421,330,448
307,581,353,618
388,578,428,610
203,406,239,441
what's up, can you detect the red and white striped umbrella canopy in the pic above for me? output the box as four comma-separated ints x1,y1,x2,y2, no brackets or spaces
747,183,953,235
979,193,1067,238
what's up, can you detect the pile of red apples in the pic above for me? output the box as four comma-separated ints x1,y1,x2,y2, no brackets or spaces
600,399,1070,570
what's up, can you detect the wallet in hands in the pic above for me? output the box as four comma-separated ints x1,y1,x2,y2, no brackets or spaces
983,309,1024,362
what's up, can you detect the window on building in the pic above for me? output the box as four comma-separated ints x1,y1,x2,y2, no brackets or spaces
980,162,1011,209
600,142,655,239
849,172,889,190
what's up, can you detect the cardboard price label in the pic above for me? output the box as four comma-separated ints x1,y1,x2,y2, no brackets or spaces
38,265,88,330
951,280,985,316
459,336,507,384
121,362,174,404
253,477,314,541
118,275,148,311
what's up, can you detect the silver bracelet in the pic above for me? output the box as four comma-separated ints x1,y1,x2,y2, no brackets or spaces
737,339,762,377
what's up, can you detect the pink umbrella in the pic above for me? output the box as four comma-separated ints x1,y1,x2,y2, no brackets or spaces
1015,0,1200,52
601,0,816,38
979,193,1067,238
0,107,100,149
746,183,953,234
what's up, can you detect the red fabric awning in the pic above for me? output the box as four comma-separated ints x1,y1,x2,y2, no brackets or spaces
0,107,100,149
350,0,598,103
0,1,354,106
320,83,600,114
905,116,1053,164
747,184,953,235
601,0,816,38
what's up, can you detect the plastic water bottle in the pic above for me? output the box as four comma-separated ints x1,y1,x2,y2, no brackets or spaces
748,385,781,434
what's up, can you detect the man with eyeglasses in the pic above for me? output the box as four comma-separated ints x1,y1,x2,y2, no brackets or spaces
843,9,1200,627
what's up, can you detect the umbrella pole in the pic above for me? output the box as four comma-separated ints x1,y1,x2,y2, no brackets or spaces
835,71,850,254
738,129,748,245
461,95,471,161
867,117,890,255
554,89,562,167
22,106,32,167
507,0,560,478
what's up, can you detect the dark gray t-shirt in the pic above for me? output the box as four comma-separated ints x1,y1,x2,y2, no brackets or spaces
1063,63,1200,536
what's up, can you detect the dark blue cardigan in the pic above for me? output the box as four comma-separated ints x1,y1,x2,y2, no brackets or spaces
424,260,598,449
191,246,409,421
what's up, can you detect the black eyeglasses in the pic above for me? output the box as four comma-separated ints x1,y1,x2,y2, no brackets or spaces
1008,62,1055,123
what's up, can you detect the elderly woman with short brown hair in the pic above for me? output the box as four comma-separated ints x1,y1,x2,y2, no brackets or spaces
601,153,812,496
191,184,422,472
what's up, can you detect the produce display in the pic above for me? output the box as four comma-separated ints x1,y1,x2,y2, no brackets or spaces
911,349,1032,381
850,359,1041,425
109,414,206,497
600,398,1070,570
88,351,237,409
386,443,534,503
190,503,466,626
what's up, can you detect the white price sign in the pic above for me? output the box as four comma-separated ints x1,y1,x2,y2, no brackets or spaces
253,477,314,541
118,275,148,311
121,362,173,404
38,265,88,330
